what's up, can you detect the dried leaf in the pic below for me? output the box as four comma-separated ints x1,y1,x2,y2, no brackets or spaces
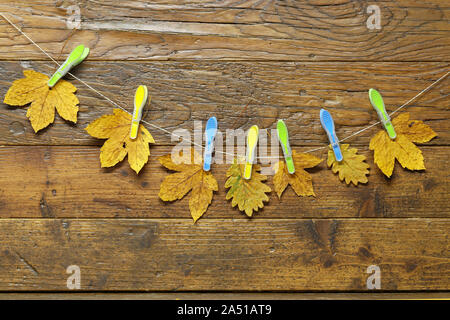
86,108,154,174
225,159,271,217
4,70,79,132
273,150,322,198
327,144,369,186
159,148,218,222
369,113,437,177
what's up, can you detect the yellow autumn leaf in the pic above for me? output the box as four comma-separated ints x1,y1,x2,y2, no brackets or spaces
327,144,369,186
4,70,79,132
86,108,154,174
272,150,322,198
369,113,437,177
225,159,271,217
158,148,218,222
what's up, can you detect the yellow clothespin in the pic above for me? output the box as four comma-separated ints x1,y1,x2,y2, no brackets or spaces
243,125,259,180
130,85,149,139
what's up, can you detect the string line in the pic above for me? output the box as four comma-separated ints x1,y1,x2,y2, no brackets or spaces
1,13,448,160
1,13,208,149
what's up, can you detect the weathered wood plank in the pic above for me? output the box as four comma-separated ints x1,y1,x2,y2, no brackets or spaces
0,0,448,61
0,145,448,219
0,218,448,290
0,61,448,146
0,292,449,299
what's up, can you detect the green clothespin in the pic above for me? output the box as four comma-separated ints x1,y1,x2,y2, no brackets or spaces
277,120,295,174
48,44,89,88
369,88,396,139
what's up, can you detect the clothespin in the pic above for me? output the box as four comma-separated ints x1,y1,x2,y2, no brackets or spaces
203,116,218,171
369,88,396,139
276,120,295,174
130,85,149,139
320,109,343,162
48,45,89,88
243,125,259,180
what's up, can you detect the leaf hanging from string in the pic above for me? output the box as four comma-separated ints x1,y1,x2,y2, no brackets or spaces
159,148,218,222
273,150,322,198
86,108,155,174
327,144,369,186
369,113,437,177
225,159,271,217
4,70,79,132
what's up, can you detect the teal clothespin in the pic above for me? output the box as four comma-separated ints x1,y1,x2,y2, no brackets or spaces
369,88,396,139
276,120,295,174
48,44,89,88
203,116,218,171
320,109,343,162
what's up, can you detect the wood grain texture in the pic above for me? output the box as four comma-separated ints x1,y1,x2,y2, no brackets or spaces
0,0,448,295
0,292,449,299
0,145,448,219
0,0,448,61
0,61,448,146
0,218,448,290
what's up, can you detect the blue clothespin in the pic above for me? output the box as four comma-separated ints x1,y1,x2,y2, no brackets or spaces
320,109,343,162
203,117,218,171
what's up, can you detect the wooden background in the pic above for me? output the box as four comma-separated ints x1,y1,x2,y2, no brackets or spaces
0,0,448,297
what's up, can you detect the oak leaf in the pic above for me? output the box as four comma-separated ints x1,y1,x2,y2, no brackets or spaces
369,113,437,177
86,108,154,174
159,148,218,222
327,144,369,186
273,150,322,198
225,159,271,217
4,70,79,132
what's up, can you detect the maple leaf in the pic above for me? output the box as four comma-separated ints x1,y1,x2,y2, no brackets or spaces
4,70,79,132
369,113,437,177
272,150,322,198
158,148,218,222
225,159,271,217
327,144,369,186
86,108,155,174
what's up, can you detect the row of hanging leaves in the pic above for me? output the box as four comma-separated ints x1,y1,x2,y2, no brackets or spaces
3,70,437,222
